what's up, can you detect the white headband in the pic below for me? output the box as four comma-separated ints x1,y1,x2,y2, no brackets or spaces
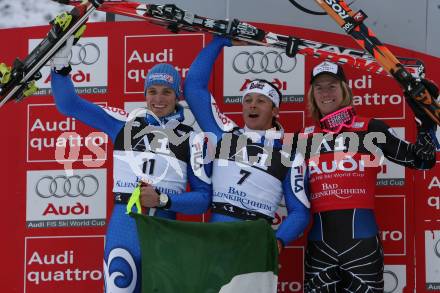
242,80,280,108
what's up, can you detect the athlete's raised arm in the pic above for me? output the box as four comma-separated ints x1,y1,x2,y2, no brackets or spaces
184,36,237,141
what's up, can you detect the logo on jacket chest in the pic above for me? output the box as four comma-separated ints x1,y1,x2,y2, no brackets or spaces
312,135,349,155
309,156,366,175
132,135,171,154
229,145,272,171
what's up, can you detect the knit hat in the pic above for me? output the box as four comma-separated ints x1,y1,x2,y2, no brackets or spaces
310,61,346,84
144,63,181,97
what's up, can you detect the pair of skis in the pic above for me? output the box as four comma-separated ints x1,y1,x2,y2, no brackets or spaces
55,0,440,125
0,0,439,126
57,0,425,81
0,0,100,107
313,0,440,125
0,0,424,107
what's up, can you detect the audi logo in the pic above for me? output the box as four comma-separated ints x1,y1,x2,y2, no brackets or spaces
44,42,101,67
383,270,398,293
35,175,99,198
232,50,297,74
69,42,101,65
435,238,440,258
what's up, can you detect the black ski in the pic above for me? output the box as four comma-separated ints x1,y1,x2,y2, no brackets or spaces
0,1,100,108
58,1,425,80
313,0,440,125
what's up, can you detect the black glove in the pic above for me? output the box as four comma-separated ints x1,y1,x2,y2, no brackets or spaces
405,78,439,131
413,130,437,161
421,78,439,98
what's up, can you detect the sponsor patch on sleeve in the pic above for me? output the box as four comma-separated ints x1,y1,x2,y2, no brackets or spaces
210,95,236,132
99,105,129,121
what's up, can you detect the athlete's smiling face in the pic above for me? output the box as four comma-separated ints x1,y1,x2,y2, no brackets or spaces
145,84,177,118
242,92,279,130
312,74,344,116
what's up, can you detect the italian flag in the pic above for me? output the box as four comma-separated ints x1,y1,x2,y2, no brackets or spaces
131,214,279,293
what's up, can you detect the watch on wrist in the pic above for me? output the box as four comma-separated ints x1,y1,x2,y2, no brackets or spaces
155,188,170,209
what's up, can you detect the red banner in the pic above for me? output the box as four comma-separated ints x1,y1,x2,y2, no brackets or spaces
0,20,439,292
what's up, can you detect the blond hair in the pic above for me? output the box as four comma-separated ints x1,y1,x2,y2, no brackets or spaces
307,80,353,121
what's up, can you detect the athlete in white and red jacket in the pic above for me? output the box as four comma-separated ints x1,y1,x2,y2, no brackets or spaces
301,61,437,292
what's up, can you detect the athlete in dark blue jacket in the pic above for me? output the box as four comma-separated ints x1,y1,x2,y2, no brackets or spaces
184,36,310,251
51,37,211,293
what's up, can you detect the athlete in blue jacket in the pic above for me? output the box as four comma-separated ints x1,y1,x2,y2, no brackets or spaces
50,36,211,293
184,36,310,251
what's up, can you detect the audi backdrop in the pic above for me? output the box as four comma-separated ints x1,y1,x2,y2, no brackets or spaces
0,20,439,292
29,37,108,96
26,169,106,228
223,46,305,104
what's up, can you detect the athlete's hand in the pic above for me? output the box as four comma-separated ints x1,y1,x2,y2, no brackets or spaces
419,79,439,129
414,131,437,161
50,35,74,73
50,11,87,75
140,181,160,208
406,78,439,131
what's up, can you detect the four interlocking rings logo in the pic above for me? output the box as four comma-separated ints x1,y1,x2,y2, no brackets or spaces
69,42,101,66
383,270,398,293
435,238,440,258
232,50,297,74
35,175,99,198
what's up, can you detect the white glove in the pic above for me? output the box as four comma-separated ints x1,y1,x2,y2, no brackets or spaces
50,35,74,71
